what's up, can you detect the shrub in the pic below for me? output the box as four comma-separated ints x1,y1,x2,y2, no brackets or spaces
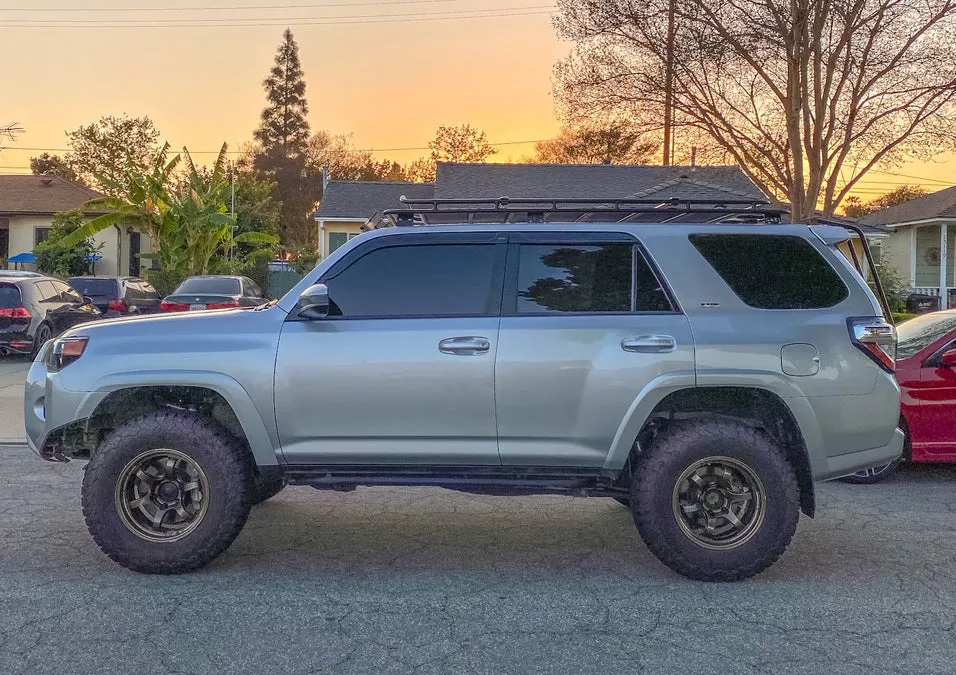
34,210,102,278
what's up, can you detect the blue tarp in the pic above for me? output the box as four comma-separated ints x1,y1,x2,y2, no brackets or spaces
7,252,35,264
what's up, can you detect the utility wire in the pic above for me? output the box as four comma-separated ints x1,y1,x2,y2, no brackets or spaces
0,0,490,11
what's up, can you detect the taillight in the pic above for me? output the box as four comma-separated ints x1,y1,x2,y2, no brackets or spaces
0,307,31,320
849,317,896,373
206,301,240,310
46,336,88,372
160,301,190,312
108,299,128,312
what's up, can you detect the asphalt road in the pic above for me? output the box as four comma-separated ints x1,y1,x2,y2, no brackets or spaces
2,445,955,674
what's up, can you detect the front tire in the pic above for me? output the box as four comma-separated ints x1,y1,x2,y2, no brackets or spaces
251,475,287,505
82,411,254,574
31,322,52,359
629,420,800,582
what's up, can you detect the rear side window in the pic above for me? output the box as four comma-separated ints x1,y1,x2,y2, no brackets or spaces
689,234,848,309
0,284,21,309
35,281,58,302
515,243,673,314
323,244,499,317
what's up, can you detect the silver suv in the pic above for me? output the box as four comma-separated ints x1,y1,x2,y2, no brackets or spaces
23,199,904,581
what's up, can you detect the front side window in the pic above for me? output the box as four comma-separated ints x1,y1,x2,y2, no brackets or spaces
690,234,849,309
323,244,498,317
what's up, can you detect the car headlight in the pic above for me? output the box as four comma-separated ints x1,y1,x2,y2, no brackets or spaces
46,337,89,372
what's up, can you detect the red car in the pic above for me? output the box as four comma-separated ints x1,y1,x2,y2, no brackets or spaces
842,310,956,483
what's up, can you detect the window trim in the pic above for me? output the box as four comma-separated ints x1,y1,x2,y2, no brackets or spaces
501,236,680,317
303,232,509,321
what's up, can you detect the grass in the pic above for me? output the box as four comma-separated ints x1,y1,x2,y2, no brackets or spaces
892,312,918,324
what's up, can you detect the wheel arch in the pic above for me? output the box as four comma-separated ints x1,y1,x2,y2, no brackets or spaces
607,384,816,517
78,372,279,467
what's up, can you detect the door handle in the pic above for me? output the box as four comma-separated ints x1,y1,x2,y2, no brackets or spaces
621,335,676,353
439,336,491,355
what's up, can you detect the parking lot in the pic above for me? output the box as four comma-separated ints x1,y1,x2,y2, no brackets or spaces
1,364,955,674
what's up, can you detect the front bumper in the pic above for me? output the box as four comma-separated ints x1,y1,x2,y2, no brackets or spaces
24,354,92,462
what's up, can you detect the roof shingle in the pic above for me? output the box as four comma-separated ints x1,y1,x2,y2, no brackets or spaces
861,186,956,226
315,181,435,219
0,175,103,216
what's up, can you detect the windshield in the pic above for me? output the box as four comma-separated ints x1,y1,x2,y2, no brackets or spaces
896,313,956,359
174,277,240,295
68,278,117,298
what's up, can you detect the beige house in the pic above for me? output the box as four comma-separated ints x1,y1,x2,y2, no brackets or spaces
313,180,435,259
862,186,956,309
0,175,151,277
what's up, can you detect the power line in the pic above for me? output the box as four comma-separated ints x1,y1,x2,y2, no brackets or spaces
0,0,485,11
0,5,552,25
0,8,552,28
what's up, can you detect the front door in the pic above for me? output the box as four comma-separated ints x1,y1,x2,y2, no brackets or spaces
494,234,695,466
914,343,956,457
274,232,507,465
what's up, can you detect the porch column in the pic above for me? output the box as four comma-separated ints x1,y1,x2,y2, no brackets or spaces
941,224,948,309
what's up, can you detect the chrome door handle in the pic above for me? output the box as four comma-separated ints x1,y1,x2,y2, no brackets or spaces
621,335,676,353
439,336,491,355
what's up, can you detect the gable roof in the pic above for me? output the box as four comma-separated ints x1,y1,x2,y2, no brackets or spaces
0,175,103,216
861,186,956,227
315,181,435,219
433,162,768,201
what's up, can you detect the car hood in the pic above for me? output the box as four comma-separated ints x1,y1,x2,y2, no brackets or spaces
62,304,283,341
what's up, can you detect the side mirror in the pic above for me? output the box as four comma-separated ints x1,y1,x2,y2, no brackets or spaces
296,283,330,320
941,349,956,367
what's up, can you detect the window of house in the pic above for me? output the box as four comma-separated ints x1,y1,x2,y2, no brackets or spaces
690,234,848,309
514,243,673,314
34,227,53,246
328,232,348,253
322,244,499,317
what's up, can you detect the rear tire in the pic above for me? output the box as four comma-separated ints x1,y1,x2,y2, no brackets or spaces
82,411,254,574
31,323,52,359
629,420,800,582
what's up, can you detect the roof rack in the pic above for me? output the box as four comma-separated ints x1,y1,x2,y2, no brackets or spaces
378,196,787,227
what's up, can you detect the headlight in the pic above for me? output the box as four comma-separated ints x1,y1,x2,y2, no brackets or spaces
46,337,89,372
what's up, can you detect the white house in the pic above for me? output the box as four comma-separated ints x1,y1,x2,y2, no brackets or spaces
0,174,151,277
862,186,956,309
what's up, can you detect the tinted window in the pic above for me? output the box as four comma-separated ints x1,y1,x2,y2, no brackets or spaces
323,244,498,317
516,244,632,313
689,234,848,309
635,251,674,312
68,278,118,298
896,313,956,360
175,277,241,295
35,280,58,302
0,284,21,309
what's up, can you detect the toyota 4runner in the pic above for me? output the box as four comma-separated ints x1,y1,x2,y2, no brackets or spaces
24,198,904,581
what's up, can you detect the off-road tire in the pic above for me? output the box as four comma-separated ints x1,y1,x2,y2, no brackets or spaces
614,496,630,507
629,419,800,582
82,411,254,574
252,476,287,505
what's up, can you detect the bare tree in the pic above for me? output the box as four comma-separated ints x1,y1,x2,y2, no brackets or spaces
533,120,657,164
554,0,956,219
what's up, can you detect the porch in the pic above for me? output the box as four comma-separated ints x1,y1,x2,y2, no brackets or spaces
907,222,956,309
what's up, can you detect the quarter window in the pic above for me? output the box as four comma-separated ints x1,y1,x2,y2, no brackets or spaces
689,234,849,309
323,244,499,317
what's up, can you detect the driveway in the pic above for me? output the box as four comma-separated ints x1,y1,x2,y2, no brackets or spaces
0,357,29,442
1,441,955,674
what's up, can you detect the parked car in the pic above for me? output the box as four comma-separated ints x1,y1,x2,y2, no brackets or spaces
0,274,100,357
24,200,903,582
160,275,265,312
841,310,956,483
67,276,162,318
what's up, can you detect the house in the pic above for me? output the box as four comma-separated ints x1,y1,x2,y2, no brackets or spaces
0,175,150,277
862,186,956,308
313,180,434,258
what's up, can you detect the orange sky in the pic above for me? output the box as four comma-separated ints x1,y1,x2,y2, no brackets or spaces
1,0,954,203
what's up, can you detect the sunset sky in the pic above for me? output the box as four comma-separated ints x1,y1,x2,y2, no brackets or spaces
1,0,954,203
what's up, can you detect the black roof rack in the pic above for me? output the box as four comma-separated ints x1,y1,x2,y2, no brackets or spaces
378,196,787,227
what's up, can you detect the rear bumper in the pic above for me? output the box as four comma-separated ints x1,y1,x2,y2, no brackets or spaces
0,332,35,355
818,427,906,481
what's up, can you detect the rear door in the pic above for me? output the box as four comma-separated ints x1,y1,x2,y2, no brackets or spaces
494,232,695,467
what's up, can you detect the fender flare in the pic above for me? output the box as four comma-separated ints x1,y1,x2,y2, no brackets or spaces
75,370,280,466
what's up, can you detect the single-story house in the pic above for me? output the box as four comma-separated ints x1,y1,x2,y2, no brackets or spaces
862,186,956,308
314,162,887,276
0,175,151,277
313,180,434,258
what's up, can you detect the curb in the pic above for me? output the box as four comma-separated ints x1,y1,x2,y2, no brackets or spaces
0,440,27,447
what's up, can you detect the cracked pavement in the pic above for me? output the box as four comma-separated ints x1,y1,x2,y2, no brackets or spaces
1,444,955,674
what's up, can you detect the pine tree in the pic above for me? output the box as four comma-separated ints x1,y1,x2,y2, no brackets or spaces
253,29,319,246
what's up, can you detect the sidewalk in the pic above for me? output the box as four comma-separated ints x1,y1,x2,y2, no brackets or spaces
0,358,29,443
